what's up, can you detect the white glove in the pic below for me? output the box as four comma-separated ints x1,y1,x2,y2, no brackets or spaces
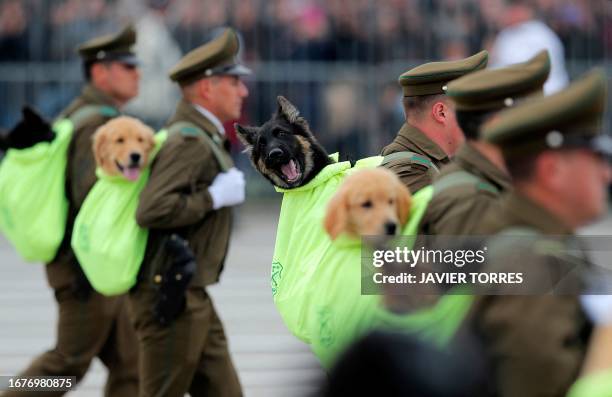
581,295,612,325
208,168,246,210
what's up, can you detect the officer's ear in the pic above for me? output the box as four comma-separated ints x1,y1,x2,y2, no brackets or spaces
431,98,452,125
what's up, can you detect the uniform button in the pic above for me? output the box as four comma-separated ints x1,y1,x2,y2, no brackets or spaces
175,274,183,281
154,274,162,284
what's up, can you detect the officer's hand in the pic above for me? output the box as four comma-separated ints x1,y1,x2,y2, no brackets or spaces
208,167,246,210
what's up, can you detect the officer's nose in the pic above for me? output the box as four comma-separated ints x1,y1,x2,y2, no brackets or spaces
384,222,397,235
130,152,141,164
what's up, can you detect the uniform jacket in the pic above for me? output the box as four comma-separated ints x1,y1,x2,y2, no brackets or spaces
46,84,119,290
136,99,234,288
419,142,512,235
473,192,590,397
381,123,450,193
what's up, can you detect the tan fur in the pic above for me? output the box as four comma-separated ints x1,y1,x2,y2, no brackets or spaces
324,168,412,240
92,116,155,178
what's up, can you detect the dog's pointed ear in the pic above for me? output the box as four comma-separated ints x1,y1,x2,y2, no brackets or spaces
21,105,50,129
395,179,412,226
234,123,258,147
324,190,350,240
276,96,312,135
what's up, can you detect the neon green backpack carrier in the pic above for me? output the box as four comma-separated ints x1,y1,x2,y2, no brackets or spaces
271,153,473,367
72,122,231,296
0,105,117,263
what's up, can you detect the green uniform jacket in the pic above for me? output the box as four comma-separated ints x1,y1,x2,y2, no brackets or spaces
473,192,590,397
46,85,119,290
419,142,511,235
381,123,450,193
136,99,234,287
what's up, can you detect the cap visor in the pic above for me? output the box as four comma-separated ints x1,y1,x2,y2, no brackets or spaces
590,134,612,157
117,54,140,66
222,64,252,76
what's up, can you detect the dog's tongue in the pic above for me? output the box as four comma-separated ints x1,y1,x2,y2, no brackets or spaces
281,160,298,181
123,168,141,181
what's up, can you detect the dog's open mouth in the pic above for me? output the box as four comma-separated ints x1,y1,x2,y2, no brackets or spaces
279,159,302,183
115,160,142,181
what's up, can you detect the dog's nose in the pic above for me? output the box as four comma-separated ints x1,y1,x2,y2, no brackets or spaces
267,148,283,160
130,152,141,164
385,222,397,235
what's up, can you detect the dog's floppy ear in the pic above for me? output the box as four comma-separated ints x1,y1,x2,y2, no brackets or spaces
234,123,259,147
324,189,350,240
395,179,412,226
92,125,109,168
276,96,312,136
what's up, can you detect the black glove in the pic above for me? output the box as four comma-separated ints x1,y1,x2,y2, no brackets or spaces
153,234,196,326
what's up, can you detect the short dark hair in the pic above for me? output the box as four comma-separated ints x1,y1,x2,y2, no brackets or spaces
82,60,96,81
505,152,539,182
402,94,446,123
456,110,496,140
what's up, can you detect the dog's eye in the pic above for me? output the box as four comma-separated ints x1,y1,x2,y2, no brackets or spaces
361,200,372,208
389,198,395,205
116,138,124,144
138,137,144,143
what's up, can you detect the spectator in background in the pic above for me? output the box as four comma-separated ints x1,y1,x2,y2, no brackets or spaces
0,0,29,61
125,0,182,129
490,0,569,94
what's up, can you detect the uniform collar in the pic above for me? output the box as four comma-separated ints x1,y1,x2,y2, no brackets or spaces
502,191,574,235
167,99,229,150
81,84,118,108
393,123,449,161
455,142,512,192
193,104,225,136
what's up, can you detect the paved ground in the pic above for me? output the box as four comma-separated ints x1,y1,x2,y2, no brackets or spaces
0,201,325,397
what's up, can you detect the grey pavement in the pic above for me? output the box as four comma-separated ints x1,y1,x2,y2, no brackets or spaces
0,201,324,397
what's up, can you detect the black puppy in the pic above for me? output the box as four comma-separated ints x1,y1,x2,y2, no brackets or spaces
235,96,332,189
0,106,54,153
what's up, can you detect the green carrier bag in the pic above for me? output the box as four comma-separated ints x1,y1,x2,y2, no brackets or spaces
271,153,473,367
73,121,231,296
72,131,168,296
0,105,117,263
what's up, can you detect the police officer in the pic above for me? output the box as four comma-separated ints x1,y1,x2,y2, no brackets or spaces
418,51,551,235
473,70,612,397
380,50,488,193
130,28,247,396
3,26,140,397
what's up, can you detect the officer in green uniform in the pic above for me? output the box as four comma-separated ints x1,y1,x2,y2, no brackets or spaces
3,26,140,397
471,70,612,397
130,28,247,397
380,50,488,193
418,51,551,235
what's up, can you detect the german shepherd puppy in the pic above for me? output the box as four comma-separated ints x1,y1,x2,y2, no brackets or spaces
235,96,332,189
0,106,54,153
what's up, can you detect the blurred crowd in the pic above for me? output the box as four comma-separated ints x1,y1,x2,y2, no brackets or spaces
1,0,610,63
1,0,611,160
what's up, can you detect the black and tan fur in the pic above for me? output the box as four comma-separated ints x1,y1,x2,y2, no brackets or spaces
235,96,332,189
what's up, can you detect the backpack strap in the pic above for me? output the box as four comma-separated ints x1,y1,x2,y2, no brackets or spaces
432,170,499,196
381,151,440,173
167,121,231,172
66,105,119,130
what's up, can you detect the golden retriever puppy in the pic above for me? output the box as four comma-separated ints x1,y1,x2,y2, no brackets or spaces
324,168,411,240
92,116,155,181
